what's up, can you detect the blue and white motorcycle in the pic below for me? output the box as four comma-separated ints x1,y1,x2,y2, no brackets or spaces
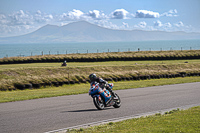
89,83,121,110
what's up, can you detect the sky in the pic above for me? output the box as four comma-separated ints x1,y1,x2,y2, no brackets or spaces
0,0,200,37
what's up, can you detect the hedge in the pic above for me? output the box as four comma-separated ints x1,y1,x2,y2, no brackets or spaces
0,50,200,64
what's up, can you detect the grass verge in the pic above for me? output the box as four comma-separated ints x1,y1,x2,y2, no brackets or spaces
0,76,200,103
69,106,200,133
1,60,200,70
1,60,200,91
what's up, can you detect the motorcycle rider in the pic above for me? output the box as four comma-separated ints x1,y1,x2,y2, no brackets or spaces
89,73,112,105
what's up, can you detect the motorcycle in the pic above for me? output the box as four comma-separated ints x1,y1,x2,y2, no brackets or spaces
89,83,121,110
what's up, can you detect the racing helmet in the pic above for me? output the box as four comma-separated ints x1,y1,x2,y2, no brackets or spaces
89,73,97,82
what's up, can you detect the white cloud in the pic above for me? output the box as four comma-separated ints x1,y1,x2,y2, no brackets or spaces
154,20,163,27
60,9,108,21
4,10,54,26
68,9,84,19
169,9,177,14
135,9,178,18
8,10,33,25
36,10,42,15
87,10,107,20
0,24,36,37
0,14,7,24
61,9,84,20
154,20,173,29
164,22,172,28
133,21,148,29
94,20,119,29
111,9,129,19
171,21,191,32
139,21,147,28
60,22,70,26
0,10,56,36
88,10,100,19
153,20,181,32
135,10,160,18
174,21,184,27
0,14,6,19
34,10,54,23
161,9,178,17
95,20,132,30
122,22,129,28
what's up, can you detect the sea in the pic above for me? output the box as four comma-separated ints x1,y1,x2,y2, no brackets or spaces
0,40,200,59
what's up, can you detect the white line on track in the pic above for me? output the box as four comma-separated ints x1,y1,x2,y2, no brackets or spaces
45,103,200,133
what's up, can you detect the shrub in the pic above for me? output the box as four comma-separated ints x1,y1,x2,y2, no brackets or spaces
14,82,26,90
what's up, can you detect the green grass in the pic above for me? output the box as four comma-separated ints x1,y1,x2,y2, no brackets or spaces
0,60,200,70
0,76,200,103
70,106,200,133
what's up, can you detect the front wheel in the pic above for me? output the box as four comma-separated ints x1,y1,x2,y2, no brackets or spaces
93,96,105,110
113,93,121,108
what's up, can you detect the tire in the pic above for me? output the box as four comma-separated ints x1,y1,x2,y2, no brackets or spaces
93,96,105,110
113,93,121,108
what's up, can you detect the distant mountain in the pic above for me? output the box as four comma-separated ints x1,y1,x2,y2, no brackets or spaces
0,21,200,44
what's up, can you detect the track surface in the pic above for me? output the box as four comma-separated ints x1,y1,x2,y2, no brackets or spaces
0,82,200,133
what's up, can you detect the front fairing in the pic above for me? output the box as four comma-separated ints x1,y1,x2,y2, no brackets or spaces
89,83,99,96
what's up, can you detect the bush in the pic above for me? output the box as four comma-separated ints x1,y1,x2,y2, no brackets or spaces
14,82,26,90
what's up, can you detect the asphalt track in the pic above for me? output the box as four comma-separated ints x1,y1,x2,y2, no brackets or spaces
0,82,200,133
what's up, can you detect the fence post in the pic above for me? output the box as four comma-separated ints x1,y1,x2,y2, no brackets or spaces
138,48,140,52
42,51,43,56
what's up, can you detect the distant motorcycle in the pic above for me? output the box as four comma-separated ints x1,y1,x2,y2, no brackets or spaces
61,60,67,66
89,83,121,110
61,63,67,66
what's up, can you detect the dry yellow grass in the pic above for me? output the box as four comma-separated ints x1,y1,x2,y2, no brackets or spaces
0,60,200,90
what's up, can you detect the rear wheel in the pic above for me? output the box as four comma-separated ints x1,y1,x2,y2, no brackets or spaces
93,96,105,110
113,93,121,108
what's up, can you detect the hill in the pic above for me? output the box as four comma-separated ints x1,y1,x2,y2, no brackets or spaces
0,21,200,44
